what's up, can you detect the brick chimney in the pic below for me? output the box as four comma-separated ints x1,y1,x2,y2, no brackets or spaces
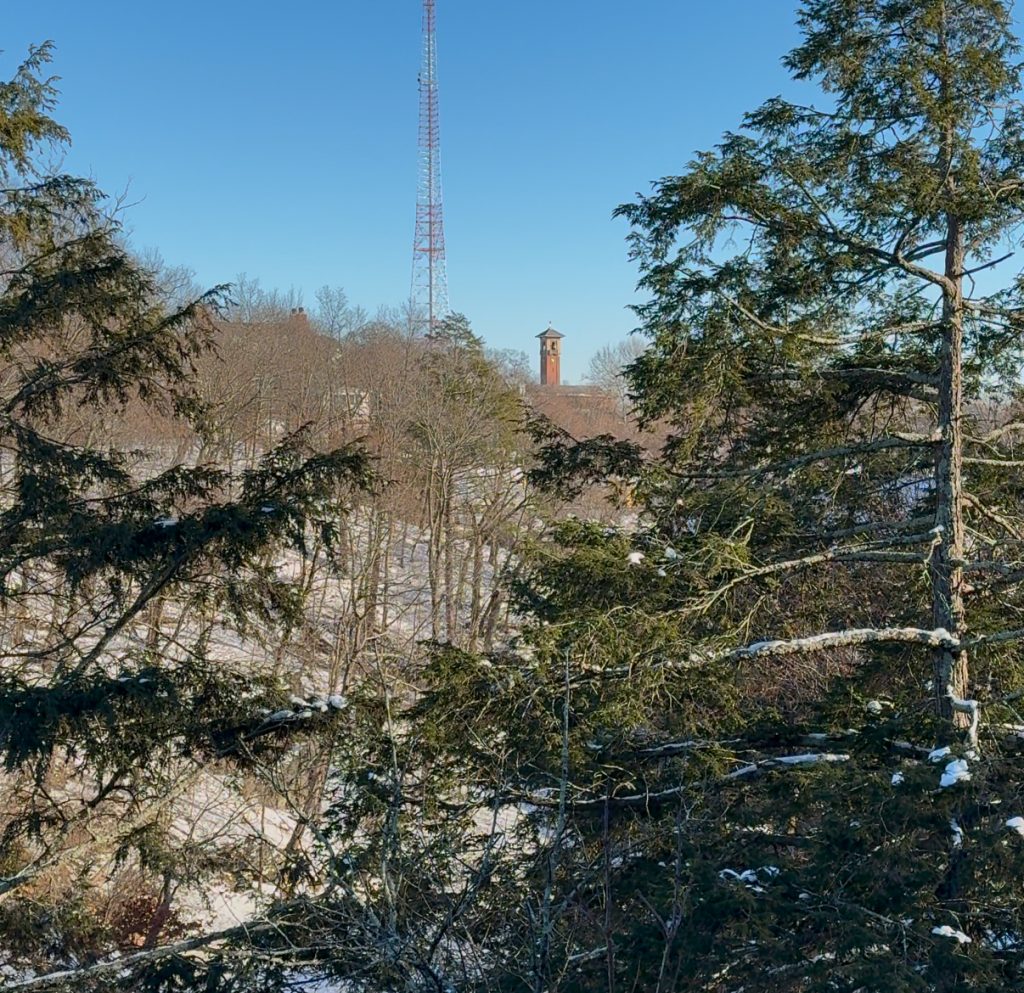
537,325,564,386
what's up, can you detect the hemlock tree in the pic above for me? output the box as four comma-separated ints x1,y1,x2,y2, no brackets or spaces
615,0,1024,725
0,46,370,984
417,2,1024,991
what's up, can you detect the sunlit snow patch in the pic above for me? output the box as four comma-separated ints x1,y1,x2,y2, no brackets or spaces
939,759,971,789
775,753,850,765
950,819,964,848
931,925,971,944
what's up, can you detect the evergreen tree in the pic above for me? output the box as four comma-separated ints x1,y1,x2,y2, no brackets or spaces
25,1,1024,988
616,0,1024,726
421,2,1024,990
0,45,370,983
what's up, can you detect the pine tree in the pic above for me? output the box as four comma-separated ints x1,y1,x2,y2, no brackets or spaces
0,45,370,983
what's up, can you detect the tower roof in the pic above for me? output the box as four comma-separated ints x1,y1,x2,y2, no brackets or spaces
537,324,565,340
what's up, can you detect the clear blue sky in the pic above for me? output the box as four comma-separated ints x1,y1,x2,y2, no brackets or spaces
6,1,808,382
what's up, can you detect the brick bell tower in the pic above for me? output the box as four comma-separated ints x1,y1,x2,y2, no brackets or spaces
537,325,564,386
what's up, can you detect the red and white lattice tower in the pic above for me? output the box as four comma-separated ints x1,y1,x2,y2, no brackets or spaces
412,0,450,332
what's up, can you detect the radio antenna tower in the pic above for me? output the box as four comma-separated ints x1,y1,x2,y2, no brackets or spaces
412,0,450,333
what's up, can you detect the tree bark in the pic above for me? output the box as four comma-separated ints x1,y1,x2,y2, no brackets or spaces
932,100,970,725
443,481,457,643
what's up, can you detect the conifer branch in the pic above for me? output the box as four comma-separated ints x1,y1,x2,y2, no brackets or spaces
684,531,940,613
962,491,1024,541
685,432,940,479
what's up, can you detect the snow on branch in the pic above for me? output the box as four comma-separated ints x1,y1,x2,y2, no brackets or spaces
517,751,855,811
727,753,850,778
949,694,980,748
726,627,959,662
637,732,932,763
581,625,1022,681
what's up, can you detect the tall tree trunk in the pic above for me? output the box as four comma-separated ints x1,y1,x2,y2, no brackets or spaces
443,475,458,643
468,525,485,652
378,509,395,633
932,117,969,724
362,535,382,646
427,457,444,641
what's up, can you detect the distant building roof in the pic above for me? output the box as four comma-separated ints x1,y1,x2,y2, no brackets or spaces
536,324,565,340
530,385,603,397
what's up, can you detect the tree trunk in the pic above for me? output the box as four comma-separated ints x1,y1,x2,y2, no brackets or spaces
932,137,969,724
443,476,458,643
142,874,174,949
468,525,485,651
427,457,444,641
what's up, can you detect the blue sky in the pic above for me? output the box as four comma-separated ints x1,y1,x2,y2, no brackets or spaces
6,2,807,382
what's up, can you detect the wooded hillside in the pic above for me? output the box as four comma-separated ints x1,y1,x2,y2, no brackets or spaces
7,4,1024,990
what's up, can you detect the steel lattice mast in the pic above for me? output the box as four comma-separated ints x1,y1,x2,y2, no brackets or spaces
412,0,449,332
